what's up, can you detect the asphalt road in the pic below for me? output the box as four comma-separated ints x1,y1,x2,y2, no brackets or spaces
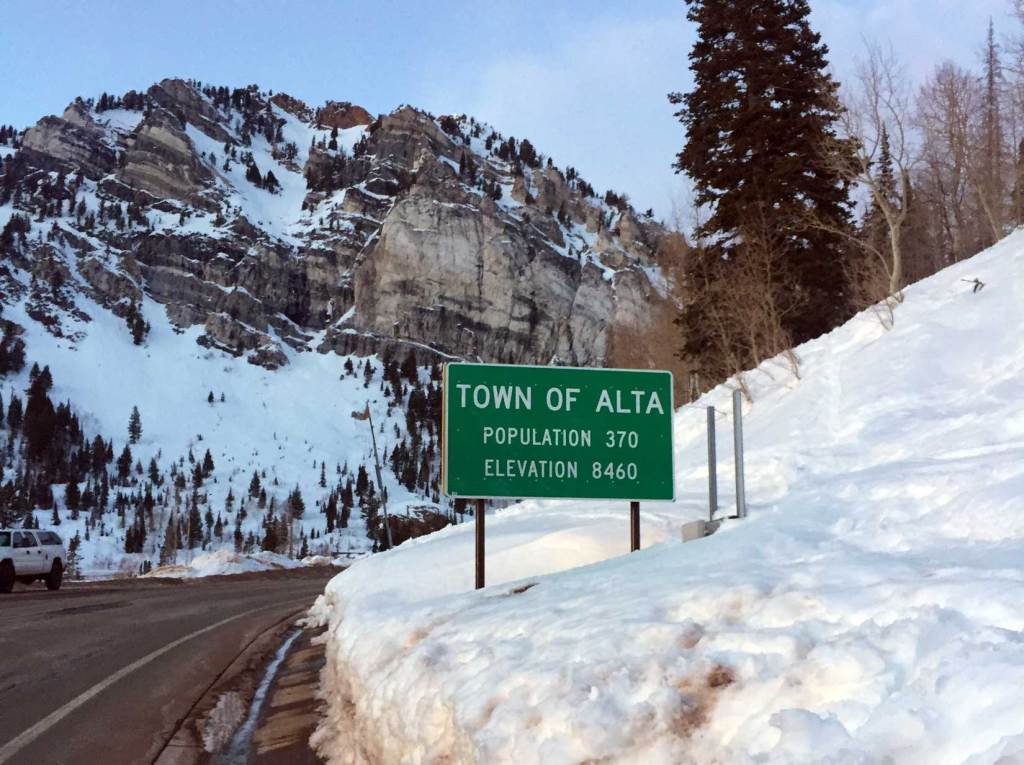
0,568,338,765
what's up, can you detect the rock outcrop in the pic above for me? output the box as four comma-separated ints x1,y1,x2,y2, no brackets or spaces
316,101,373,130
116,108,215,209
21,112,116,180
1,79,675,370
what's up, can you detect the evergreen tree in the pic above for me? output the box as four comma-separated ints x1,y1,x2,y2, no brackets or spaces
261,515,279,551
400,350,418,384
201,449,215,476
116,444,133,481
22,375,56,462
7,395,22,432
355,464,369,498
325,492,337,532
360,486,383,548
65,531,82,579
127,305,149,345
248,470,261,498
245,162,263,187
89,435,107,474
670,0,854,346
339,485,351,529
128,406,142,444
861,125,897,258
980,18,1006,238
187,500,203,548
160,515,178,565
287,486,305,519
65,481,80,512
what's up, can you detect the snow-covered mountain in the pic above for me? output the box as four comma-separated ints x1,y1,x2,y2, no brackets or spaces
0,79,676,573
4,78,668,368
309,230,1024,763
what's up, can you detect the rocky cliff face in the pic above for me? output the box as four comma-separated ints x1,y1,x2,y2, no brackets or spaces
1,79,673,368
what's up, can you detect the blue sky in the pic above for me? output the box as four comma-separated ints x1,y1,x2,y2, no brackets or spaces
0,0,1016,219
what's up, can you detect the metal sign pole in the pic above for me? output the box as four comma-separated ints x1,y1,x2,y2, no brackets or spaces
475,498,485,589
630,501,640,552
707,406,718,521
732,390,746,519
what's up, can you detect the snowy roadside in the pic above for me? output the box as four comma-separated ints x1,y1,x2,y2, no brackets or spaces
308,231,1024,764
142,549,354,579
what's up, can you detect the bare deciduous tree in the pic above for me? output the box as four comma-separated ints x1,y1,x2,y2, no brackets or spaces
678,204,801,400
813,44,914,307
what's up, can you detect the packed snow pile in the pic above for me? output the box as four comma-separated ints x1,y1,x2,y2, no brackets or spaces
143,549,328,578
309,231,1024,764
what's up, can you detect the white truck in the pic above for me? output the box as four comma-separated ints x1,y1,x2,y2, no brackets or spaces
0,529,66,593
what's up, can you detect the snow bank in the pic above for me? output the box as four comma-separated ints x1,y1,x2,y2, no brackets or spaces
144,549,305,578
143,549,349,578
309,230,1024,764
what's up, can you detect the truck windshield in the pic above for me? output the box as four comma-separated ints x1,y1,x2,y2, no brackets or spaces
0,532,9,546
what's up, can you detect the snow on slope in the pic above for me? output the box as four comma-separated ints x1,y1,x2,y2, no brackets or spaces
5,281,422,575
309,231,1024,764
183,108,366,244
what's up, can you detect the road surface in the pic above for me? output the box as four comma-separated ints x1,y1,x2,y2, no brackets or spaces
0,568,337,765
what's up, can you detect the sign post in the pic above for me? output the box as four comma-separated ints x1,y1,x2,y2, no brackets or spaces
442,363,674,588
630,500,640,552
475,498,485,589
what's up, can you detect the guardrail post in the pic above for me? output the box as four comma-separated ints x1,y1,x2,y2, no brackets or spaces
733,390,746,519
707,406,718,521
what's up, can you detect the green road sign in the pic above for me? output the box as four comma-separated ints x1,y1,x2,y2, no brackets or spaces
442,363,674,501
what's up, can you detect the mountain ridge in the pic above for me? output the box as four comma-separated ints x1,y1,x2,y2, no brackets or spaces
2,77,678,371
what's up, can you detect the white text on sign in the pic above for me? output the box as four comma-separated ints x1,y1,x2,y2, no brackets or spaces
455,384,664,415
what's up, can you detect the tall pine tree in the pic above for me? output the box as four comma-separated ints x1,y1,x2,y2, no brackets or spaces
671,0,854,348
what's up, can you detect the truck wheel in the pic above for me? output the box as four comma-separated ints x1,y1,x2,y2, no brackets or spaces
45,560,63,591
0,561,13,593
